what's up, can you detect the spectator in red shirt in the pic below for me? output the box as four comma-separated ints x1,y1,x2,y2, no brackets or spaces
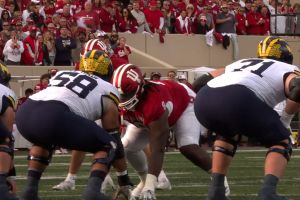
93,0,102,15
194,0,205,13
99,3,116,33
21,26,43,65
73,1,99,31
21,17,34,34
43,0,56,18
235,6,247,35
58,4,74,25
246,3,263,35
170,0,186,17
260,5,270,35
34,73,51,93
244,0,252,13
117,8,138,33
175,9,193,34
114,36,131,63
21,0,31,11
17,88,33,110
144,0,164,33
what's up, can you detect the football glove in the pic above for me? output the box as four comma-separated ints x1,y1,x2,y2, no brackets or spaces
140,190,156,200
113,185,135,200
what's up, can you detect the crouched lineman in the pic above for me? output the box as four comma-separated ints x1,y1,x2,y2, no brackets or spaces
15,50,125,200
194,36,300,200
0,63,18,200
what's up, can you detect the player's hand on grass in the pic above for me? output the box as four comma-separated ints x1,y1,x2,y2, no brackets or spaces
140,190,156,200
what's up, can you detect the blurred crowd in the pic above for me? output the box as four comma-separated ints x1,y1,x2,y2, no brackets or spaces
0,0,298,66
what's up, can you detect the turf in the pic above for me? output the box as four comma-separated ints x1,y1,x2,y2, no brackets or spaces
14,149,300,200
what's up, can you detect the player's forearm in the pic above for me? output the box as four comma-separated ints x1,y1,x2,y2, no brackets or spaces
147,147,165,177
148,130,169,176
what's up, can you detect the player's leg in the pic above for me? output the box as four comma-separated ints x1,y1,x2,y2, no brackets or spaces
20,145,53,200
52,150,86,190
108,128,134,199
82,147,114,200
48,110,118,199
174,102,231,198
0,105,19,200
258,139,291,200
122,124,149,198
207,138,236,200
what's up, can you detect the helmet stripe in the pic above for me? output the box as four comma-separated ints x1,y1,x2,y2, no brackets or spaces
84,39,97,55
261,36,270,54
112,64,125,87
265,38,279,56
90,49,97,59
112,64,133,93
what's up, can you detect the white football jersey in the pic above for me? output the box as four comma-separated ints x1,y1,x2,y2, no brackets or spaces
30,71,120,121
0,84,17,112
208,58,299,108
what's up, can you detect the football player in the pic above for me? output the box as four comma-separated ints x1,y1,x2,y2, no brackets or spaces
112,64,221,200
0,62,18,200
194,36,299,200
52,39,134,199
16,50,122,200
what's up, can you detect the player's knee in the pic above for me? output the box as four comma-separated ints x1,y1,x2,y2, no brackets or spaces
212,136,238,157
266,140,292,162
27,148,54,166
0,145,13,157
27,154,52,165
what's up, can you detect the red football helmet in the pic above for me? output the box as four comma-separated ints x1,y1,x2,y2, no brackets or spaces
80,39,108,57
112,64,144,110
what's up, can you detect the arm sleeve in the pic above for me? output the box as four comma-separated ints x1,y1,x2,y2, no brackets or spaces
159,17,164,30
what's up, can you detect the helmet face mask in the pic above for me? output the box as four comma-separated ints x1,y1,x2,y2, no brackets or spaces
112,64,144,111
257,36,293,64
119,90,140,110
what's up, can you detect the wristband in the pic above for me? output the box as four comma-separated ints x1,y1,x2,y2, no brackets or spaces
280,110,294,128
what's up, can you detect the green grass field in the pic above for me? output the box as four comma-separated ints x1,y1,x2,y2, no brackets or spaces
14,149,300,200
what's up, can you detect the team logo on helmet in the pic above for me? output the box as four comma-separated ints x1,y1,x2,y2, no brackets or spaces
127,69,142,84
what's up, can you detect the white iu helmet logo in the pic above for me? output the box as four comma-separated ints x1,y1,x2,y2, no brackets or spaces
127,69,141,83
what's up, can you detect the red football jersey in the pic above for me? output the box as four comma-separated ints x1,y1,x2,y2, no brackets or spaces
124,80,191,126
